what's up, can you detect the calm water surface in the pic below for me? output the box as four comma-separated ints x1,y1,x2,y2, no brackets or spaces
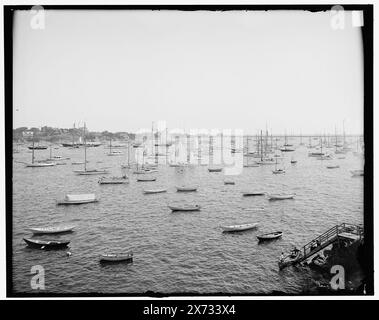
12,139,364,294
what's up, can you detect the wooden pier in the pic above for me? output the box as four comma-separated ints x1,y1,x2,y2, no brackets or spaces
279,223,364,269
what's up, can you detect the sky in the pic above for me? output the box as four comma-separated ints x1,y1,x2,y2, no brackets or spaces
13,9,364,134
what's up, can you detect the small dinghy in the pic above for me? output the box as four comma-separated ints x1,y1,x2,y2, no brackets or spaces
168,204,201,212
71,161,89,165
28,225,75,235
257,231,283,241
98,176,129,184
137,177,157,182
26,162,56,167
243,164,260,167
208,167,223,172
99,252,133,263
75,169,109,175
268,194,296,200
243,192,265,196
326,165,340,169
278,249,303,270
176,186,197,192
23,238,70,249
144,188,167,194
222,223,258,232
57,194,98,205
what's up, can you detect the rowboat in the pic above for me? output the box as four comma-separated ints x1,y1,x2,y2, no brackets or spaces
144,188,167,194
326,165,340,169
28,225,75,235
222,223,258,232
71,161,89,165
168,205,201,212
57,194,98,205
208,167,223,172
26,162,56,167
280,147,295,152
98,176,129,184
278,250,303,270
75,169,109,175
243,192,265,196
257,231,283,241
23,238,70,249
137,177,156,182
99,252,133,263
28,146,48,150
268,194,296,200
176,186,197,192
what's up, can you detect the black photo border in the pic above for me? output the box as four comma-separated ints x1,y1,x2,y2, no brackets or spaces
4,4,374,298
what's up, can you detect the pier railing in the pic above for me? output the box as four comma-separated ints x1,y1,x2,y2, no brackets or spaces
301,223,363,261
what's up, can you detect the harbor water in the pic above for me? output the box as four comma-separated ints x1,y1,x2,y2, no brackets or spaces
12,139,364,294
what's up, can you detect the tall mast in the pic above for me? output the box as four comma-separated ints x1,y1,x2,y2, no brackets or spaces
260,130,263,161
31,132,35,164
127,139,130,166
84,123,87,172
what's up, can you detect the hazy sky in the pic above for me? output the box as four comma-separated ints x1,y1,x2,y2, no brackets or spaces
13,9,364,134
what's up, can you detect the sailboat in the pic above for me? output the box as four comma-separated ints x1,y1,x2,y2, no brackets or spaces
74,123,109,175
107,136,123,156
272,155,285,174
121,139,132,169
243,135,260,167
26,133,56,167
255,130,275,165
280,132,295,152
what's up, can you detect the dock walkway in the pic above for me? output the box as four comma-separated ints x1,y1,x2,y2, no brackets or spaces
279,223,363,269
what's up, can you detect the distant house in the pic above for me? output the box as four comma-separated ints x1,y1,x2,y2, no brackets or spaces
22,130,34,138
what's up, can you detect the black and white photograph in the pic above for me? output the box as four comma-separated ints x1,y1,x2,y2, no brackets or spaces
4,3,373,298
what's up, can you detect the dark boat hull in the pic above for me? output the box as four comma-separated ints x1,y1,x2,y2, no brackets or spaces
23,238,70,249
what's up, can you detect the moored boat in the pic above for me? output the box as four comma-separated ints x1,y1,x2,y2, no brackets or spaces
243,192,265,196
99,252,133,263
75,169,110,175
257,231,283,241
278,249,303,270
168,204,201,212
26,162,56,167
57,194,98,205
98,175,129,184
208,167,223,172
176,186,197,192
326,165,340,169
28,225,75,235
143,188,167,194
222,223,258,232
268,193,296,200
137,177,157,182
23,238,70,249
28,145,48,150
